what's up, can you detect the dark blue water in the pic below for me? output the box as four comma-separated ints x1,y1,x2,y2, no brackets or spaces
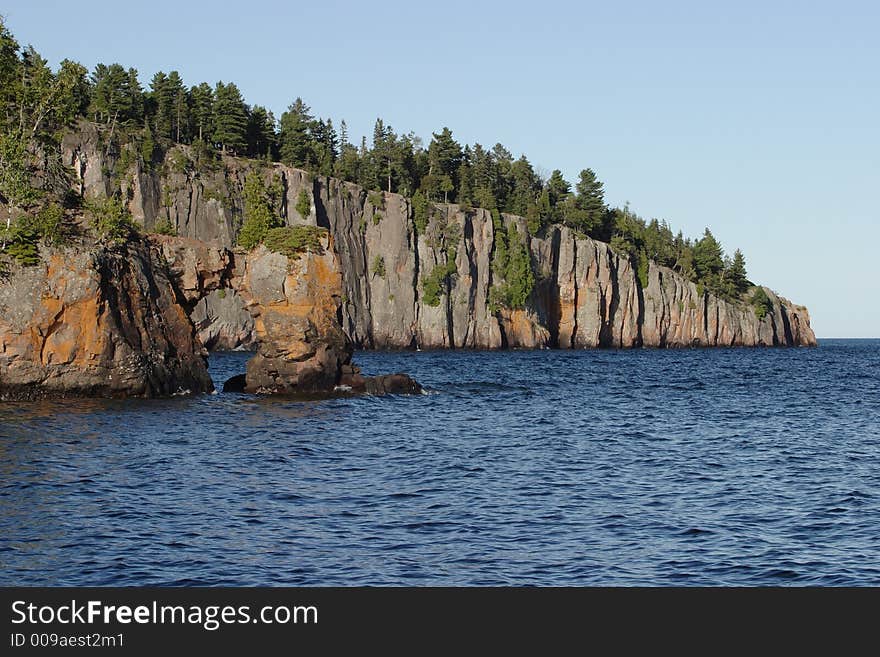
1,340,879,586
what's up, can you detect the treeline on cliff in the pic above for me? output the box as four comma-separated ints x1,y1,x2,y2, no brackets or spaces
0,18,761,309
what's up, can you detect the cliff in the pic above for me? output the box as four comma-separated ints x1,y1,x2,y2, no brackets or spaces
0,240,213,400
61,123,816,350
150,235,254,350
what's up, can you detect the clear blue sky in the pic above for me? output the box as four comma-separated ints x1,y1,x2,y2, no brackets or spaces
4,1,878,337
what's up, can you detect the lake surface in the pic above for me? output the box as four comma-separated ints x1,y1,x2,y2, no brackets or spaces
1,340,879,586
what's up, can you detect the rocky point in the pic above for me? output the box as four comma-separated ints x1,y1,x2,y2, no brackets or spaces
0,239,213,400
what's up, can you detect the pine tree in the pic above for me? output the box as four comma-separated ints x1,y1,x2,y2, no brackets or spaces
313,118,338,176
471,143,494,194
17,47,88,139
211,81,247,154
166,71,186,142
189,82,214,142
357,135,376,189
372,118,397,192
693,228,725,280
245,105,276,159
456,156,474,206
278,97,315,168
394,132,419,196
0,36,82,228
537,188,552,226
339,119,348,148
150,71,172,138
428,127,462,200
491,143,514,210
126,67,144,124
509,155,539,216
335,140,360,183
439,175,454,203
546,169,571,221
90,63,134,124
728,248,749,294
0,18,19,134
564,168,605,235
55,59,90,127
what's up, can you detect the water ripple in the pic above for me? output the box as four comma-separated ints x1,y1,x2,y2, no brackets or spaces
1,340,879,585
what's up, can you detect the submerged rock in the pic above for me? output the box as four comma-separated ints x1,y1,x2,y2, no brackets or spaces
222,373,246,393
339,366,422,395
0,240,213,400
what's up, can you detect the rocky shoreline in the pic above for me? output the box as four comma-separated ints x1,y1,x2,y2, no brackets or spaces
0,233,421,400
0,125,815,400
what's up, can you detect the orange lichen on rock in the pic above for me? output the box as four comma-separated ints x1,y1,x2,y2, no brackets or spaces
0,241,212,400
500,308,550,348
236,238,350,394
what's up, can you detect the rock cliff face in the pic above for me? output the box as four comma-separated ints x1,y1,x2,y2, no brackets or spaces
328,202,815,349
150,235,254,350
0,240,213,400
61,124,816,350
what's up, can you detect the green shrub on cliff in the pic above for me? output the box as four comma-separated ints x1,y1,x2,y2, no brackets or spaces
295,188,311,219
637,250,649,289
153,217,177,236
503,227,534,309
3,218,39,266
371,255,386,278
421,271,442,307
412,190,429,233
751,286,773,320
263,225,326,258
368,190,385,210
86,197,138,241
422,248,458,307
525,203,542,235
489,224,534,310
238,171,281,249
170,149,191,174
191,138,218,171
492,221,509,278
40,204,66,244
140,124,157,170
1,204,69,266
